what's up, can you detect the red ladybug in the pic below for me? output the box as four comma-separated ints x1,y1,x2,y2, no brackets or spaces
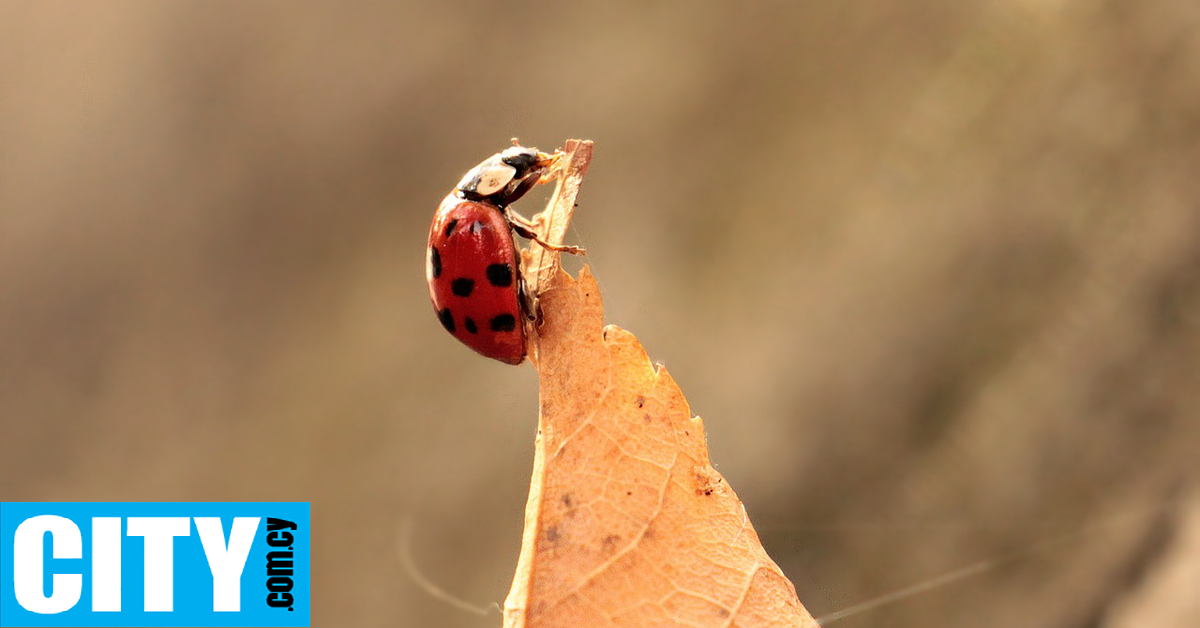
426,144,582,364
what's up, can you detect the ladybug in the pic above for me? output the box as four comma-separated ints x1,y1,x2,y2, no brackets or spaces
426,144,583,364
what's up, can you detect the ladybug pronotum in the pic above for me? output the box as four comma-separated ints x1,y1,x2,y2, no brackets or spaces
426,144,582,364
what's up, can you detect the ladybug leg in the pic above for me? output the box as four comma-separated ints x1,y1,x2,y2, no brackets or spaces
518,276,539,322
513,222,584,255
506,208,586,255
535,149,566,182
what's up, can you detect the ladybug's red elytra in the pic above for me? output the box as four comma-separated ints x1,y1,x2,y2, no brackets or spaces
426,144,583,364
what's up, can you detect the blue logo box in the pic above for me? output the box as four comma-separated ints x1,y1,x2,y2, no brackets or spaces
0,502,309,627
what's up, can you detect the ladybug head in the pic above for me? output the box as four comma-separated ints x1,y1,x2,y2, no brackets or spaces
455,145,558,207
499,146,541,179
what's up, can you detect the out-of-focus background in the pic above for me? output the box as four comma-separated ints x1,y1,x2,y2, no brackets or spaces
2,1,1198,627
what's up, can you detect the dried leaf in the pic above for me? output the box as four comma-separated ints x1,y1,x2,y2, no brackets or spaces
506,141,817,628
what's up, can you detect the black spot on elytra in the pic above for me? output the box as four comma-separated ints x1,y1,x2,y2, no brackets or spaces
464,317,477,334
429,246,441,278
486,263,513,287
451,277,474,297
635,396,645,408
443,218,458,238
490,313,516,332
438,308,454,333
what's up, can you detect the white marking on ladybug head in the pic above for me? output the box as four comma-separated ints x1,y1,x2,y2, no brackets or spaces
500,146,536,160
457,157,516,197
474,162,516,195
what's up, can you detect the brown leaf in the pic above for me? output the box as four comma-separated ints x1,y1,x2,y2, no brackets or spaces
505,140,817,628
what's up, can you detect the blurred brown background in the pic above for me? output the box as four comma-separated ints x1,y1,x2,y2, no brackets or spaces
2,1,1198,627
